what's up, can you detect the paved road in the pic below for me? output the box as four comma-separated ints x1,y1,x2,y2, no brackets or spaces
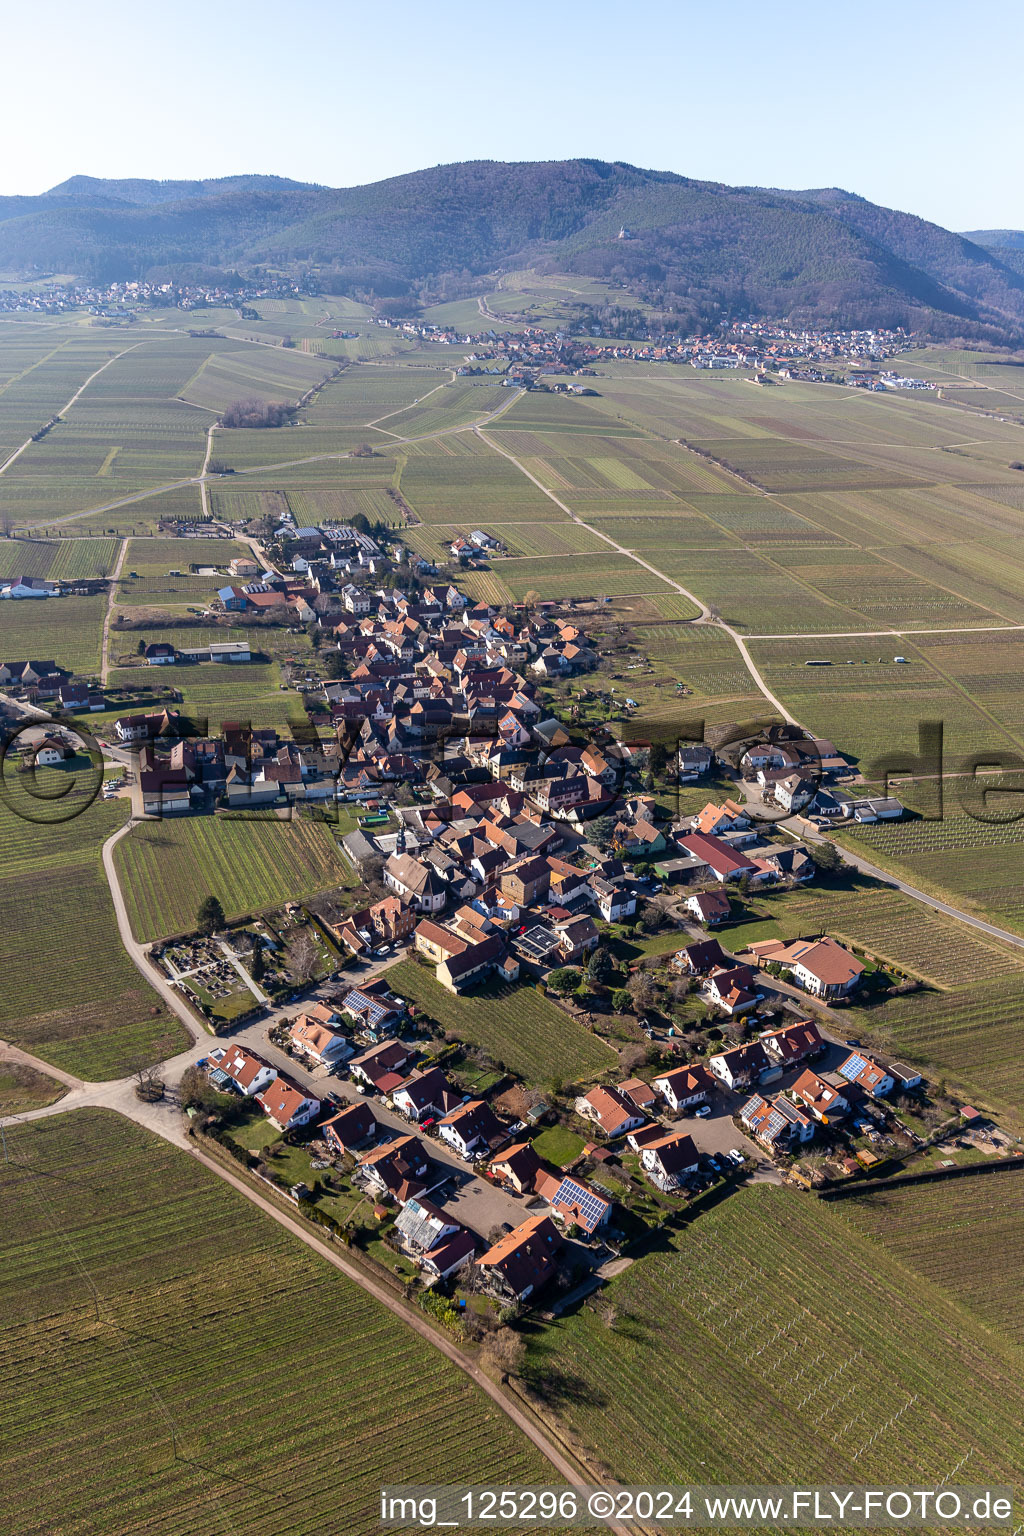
782,815,1024,952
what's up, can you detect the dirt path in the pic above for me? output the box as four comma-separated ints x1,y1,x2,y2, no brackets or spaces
0,341,147,479
99,537,129,684
476,426,803,727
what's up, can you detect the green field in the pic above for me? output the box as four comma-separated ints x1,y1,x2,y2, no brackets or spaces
114,815,354,940
388,959,617,1088
527,1182,1024,1488
0,1111,559,1536
0,797,187,1078
843,1173,1024,1345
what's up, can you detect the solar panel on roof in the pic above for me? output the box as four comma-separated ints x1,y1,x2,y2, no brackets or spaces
838,1053,867,1082
765,1109,787,1136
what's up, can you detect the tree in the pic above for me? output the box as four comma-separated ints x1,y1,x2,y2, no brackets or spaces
611,987,633,1013
588,814,616,850
586,946,614,986
807,839,844,873
627,971,655,1014
196,895,225,935
289,929,319,987
481,1327,527,1380
251,942,266,984
178,1064,218,1113
548,966,581,995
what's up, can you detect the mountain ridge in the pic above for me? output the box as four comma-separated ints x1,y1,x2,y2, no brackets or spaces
3,158,1022,340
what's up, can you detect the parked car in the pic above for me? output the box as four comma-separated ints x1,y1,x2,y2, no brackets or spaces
694,1104,712,1118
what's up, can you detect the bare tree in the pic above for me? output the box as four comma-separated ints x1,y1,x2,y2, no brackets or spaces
289,929,319,988
481,1328,527,1380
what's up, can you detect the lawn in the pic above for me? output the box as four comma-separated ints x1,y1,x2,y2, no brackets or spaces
114,815,355,941
531,1126,585,1166
0,1111,561,1536
526,1182,1024,1487
387,960,618,1088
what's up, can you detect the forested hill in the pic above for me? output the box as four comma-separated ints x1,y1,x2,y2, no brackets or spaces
3,158,1023,339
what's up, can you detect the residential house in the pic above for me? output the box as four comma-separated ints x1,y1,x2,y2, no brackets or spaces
500,855,551,907
256,1078,321,1132
207,1045,276,1098
391,1067,462,1123
671,937,732,975
708,1041,770,1092
652,1064,714,1112
691,800,750,837
341,980,405,1040
617,1077,659,1115
836,1051,895,1099
639,1130,699,1191
740,1092,815,1148
574,1085,648,1139
680,833,771,884
438,1098,505,1158
759,1019,825,1068
290,1015,353,1067
394,1197,476,1279
475,1214,563,1302
321,1101,377,1157
677,744,712,781
490,1141,542,1193
749,936,865,998
704,963,761,1015
349,1039,416,1091
789,1069,849,1123
685,889,731,926
358,1134,431,1203
541,1173,611,1236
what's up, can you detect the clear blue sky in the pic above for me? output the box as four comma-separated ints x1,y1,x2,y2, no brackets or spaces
4,0,1020,231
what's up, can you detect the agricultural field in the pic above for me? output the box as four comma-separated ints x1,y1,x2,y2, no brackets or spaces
842,1174,1024,1345
0,535,117,580
387,959,617,1088
527,1182,1024,1489
113,536,251,608
0,1111,559,1536
0,591,107,674
0,796,187,1078
113,815,354,941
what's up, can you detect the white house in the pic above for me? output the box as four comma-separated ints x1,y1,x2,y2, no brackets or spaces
256,1078,321,1131
208,1045,277,1098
